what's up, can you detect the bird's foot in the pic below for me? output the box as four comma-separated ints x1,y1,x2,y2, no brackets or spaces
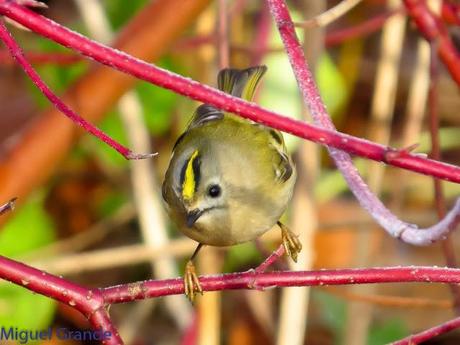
184,260,203,302
280,223,302,263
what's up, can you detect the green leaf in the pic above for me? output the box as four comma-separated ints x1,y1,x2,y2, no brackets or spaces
136,81,177,136
136,58,183,136
369,318,408,345
0,194,55,256
223,242,261,272
0,284,56,332
0,193,57,331
103,0,149,30
97,190,128,218
316,54,348,116
86,109,129,169
315,160,367,203
313,290,347,342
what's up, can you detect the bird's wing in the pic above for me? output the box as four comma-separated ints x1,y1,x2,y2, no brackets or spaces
218,65,293,183
265,128,294,183
186,104,224,130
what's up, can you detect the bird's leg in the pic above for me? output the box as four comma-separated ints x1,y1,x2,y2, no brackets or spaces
278,221,302,263
184,243,204,302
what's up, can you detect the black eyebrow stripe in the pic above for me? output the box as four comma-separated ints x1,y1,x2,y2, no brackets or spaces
192,154,201,191
179,156,191,190
179,152,202,196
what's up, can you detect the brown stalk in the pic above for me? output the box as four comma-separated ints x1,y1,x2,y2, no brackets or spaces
0,0,210,224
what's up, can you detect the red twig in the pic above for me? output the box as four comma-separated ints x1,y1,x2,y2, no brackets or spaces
254,244,286,273
249,1,271,66
100,266,460,303
174,34,215,51
403,0,460,86
0,49,82,65
391,316,460,345
217,0,229,68
0,2,458,185
325,8,402,46
267,0,460,247
180,9,400,56
3,247,460,343
442,1,460,26
2,248,460,342
0,19,155,161
428,40,460,313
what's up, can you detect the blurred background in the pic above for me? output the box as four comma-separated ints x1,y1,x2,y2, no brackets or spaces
0,0,459,344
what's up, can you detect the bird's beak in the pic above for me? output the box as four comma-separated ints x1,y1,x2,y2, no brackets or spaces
186,209,204,227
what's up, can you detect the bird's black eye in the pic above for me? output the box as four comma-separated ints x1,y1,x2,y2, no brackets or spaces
207,184,221,198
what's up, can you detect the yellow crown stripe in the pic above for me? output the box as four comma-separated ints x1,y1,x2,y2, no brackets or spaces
182,150,199,200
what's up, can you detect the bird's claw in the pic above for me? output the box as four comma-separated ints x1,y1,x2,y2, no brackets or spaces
184,260,203,302
280,223,302,263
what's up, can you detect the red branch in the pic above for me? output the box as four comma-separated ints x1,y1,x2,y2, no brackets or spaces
0,255,122,345
98,266,460,303
325,8,402,46
2,250,460,344
442,1,460,26
0,49,82,65
393,315,460,345
0,249,459,343
267,0,460,246
178,9,401,56
0,1,458,184
0,20,155,160
403,0,460,86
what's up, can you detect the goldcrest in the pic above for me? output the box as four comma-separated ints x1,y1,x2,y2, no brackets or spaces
162,66,301,301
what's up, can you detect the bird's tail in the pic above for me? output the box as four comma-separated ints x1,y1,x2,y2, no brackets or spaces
217,65,267,101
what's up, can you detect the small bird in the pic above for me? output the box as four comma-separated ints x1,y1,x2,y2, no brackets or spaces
162,66,301,301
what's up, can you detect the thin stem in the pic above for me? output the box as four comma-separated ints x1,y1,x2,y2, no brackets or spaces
5,251,460,343
0,198,17,215
0,19,155,161
100,266,460,304
217,0,229,68
295,0,363,28
326,288,451,309
403,0,460,86
325,8,402,46
0,49,82,65
428,37,460,313
254,244,286,273
266,0,460,246
442,1,460,25
0,2,458,184
391,316,460,345
179,8,401,56
250,2,271,66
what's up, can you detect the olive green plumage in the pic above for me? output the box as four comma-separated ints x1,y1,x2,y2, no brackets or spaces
162,66,296,247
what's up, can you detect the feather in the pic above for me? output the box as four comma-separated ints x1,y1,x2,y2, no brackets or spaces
217,66,267,101
187,104,224,130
